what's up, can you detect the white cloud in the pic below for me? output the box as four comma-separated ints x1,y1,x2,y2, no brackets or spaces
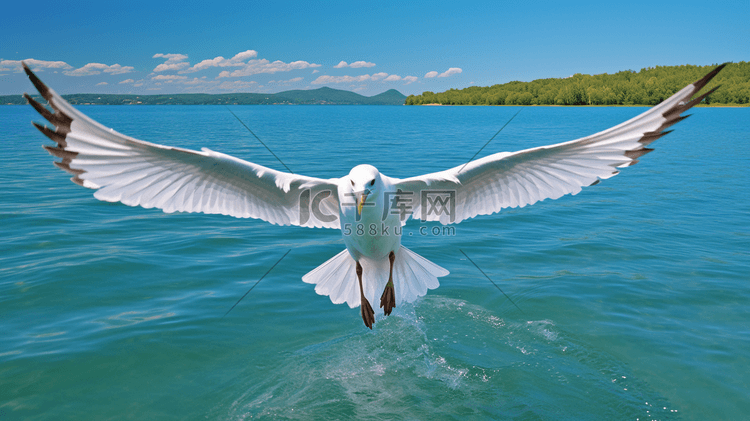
0,59,73,72
180,50,259,73
1,59,133,77
119,79,135,84
216,80,258,91
350,61,376,68
313,72,418,86
439,67,462,77
384,75,418,84
311,74,374,84
232,50,258,61
152,53,190,71
269,77,304,84
217,59,321,78
154,63,188,72
106,64,135,75
312,69,320,73
426,67,462,78
184,57,227,73
151,74,188,83
149,49,323,81
334,60,376,69
180,77,215,86
153,53,188,61
63,63,134,76
96,82,108,86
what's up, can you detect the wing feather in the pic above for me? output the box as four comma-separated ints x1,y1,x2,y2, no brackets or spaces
23,63,340,229
394,64,726,224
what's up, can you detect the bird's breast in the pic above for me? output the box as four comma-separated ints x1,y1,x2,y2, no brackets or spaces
339,193,402,260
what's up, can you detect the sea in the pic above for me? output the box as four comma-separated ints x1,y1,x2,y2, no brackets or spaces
1,103,748,420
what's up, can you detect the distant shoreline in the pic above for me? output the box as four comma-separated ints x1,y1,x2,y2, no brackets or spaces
0,86,407,106
3,102,745,107
418,103,749,108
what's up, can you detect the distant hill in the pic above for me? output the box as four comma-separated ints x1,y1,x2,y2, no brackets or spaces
0,86,407,106
274,87,406,105
368,89,414,105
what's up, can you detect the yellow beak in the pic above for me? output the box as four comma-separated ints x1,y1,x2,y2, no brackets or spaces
357,192,368,216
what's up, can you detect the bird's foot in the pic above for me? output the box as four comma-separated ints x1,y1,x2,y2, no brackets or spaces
380,280,396,316
361,296,375,329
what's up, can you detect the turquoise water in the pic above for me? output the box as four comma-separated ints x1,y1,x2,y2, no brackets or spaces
1,104,748,420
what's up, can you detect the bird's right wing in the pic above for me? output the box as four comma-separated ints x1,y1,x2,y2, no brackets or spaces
23,62,340,229
393,64,725,225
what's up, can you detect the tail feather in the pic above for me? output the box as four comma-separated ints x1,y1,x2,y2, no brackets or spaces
302,246,449,309
302,249,358,306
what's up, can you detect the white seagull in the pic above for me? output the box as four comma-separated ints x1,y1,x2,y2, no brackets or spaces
23,62,724,328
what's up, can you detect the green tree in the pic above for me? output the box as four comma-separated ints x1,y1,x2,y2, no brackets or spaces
406,62,749,106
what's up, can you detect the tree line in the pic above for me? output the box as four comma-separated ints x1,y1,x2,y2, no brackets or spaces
405,62,749,106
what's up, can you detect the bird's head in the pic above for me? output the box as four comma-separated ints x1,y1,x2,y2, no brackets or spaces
348,164,381,216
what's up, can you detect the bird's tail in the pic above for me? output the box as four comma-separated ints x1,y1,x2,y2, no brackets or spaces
302,246,449,309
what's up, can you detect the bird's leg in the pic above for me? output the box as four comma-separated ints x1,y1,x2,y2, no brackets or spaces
357,261,375,329
380,251,396,316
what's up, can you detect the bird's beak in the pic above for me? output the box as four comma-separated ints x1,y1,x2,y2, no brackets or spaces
357,192,369,216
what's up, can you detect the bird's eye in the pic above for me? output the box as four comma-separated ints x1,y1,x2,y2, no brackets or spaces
370,179,375,186
351,180,355,186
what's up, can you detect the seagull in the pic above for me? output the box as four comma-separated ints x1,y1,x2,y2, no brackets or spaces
23,62,724,329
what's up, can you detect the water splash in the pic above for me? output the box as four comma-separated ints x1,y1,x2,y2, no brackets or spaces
213,296,677,419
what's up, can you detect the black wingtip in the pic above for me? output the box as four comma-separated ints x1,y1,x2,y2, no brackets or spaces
658,113,691,130
625,147,655,160
32,121,67,146
71,176,86,187
25,82,73,133
639,129,674,146
22,61,53,102
43,145,78,160
53,161,85,175
24,93,53,119
693,63,727,91
686,85,721,108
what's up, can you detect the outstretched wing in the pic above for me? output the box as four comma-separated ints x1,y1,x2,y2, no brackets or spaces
23,63,340,229
394,64,725,224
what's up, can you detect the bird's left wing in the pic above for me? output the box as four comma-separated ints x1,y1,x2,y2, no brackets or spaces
393,64,725,225
23,63,340,229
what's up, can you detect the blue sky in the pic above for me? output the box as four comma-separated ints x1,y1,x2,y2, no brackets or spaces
1,0,747,97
